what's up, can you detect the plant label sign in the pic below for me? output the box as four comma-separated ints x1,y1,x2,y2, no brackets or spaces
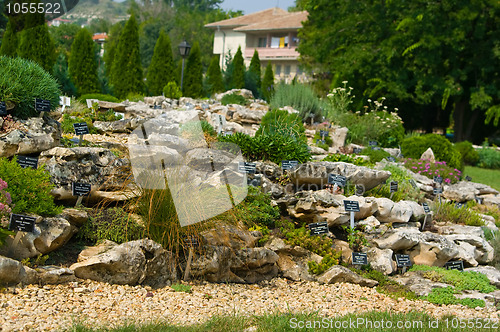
224,131,233,136
433,176,443,184
369,141,378,147
353,147,362,154
433,187,443,195
343,200,360,212
73,122,90,136
316,139,325,144
184,235,200,248
0,101,7,116
281,160,299,171
409,179,418,189
247,175,262,187
455,202,465,209
422,203,431,214
59,96,71,107
72,183,91,197
319,130,329,138
395,254,412,267
308,221,329,236
372,147,381,151
465,175,472,182
328,174,347,187
86,99,99,108
352,252,368,265
35,99,50,113
444,260,464,271
8,214,36,233
238,162,256,174
17,155,38,169
386,156,396,162
355,184,365,196
390,181,398,193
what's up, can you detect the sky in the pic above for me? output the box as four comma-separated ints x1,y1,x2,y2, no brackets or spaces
221,0,296,14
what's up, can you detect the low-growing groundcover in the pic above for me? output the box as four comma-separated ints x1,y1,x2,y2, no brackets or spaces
68,311,498,331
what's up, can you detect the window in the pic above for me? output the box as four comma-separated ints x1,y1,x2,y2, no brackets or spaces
275,65,281,75
284,65,291,75
258,37,267,47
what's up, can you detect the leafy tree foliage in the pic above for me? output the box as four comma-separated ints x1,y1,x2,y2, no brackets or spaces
205,55,224,95
231,46,245,89
172,0,223,12
69,28,100,96
261,62,274,102
110,14,143,98
17,11,56,72
147,30,175,95
183,41,203,98
0,19,17,56
298,0,500,143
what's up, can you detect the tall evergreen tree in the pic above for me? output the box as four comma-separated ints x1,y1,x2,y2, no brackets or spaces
103,23,123,81
69,28,100,96
205,55,224,96
0,19,18,57
147,30,174,96
245,49,261,98
53,52,77,97
231,46,245,89
17,11,56,72
262,62,274,102
110,14,143,98
183,41,203,98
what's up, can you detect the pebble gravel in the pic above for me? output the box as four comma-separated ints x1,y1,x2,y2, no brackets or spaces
1,278,499,331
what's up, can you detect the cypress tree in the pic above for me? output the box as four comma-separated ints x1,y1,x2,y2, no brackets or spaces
110,14,143,98
17,11,56,72
232,46,245,89
262,62,274,102
245,49,261,98
206,55,224,96
183,41,203,98
0,19,18,57
69,28,100,96
147,30,174,96
103,23,123,81
53,52,77,96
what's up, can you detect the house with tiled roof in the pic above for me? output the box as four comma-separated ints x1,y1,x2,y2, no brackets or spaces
205,8,308,82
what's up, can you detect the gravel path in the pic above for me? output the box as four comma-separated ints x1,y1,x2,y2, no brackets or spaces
1,278,499,331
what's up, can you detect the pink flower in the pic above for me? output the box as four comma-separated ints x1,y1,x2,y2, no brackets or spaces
445,178,451,184
449,173,453,175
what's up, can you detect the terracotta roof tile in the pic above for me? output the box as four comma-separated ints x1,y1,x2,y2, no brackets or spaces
234,11,308,31
205,7,289,28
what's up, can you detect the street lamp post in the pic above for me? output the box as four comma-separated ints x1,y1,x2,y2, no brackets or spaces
178,40,191,92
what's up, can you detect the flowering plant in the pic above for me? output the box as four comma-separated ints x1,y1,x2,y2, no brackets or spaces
402,158,461,184
0,178,12,222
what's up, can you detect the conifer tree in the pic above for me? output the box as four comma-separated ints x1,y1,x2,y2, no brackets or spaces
103,23,123,81
262,62,274,102
231,46,245,89
0,19,18,57
69,28,100,96
183,41,203,98
53,52,77,96
17,11,56,72
206,55,224,96
245,49,261,98
110,14,143,98
147,30,174,96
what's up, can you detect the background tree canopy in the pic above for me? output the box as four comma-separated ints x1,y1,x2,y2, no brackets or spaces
298,0,500,143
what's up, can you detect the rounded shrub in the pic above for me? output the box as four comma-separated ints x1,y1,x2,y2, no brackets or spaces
78,93,119,103
221,93,247,106
163,81,182,99
0,56,60,119
454,141,479,166
401,134,462,170
256,109,306,142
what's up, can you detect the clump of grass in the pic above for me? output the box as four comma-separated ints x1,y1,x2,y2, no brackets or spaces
431,202,485,226
171,283,192,293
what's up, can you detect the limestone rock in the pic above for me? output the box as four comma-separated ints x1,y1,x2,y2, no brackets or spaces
444,234,494,264
93,120,134,134
392,272,450,296
201,224,258,250
77,240,118,262
367,248,396,275
70,239,177,287
214,89,254,101
36,266,77,285
276,251,321,282
374,198,424,223
465,266,500,287
59,208,89,227
317,265,378,287
420,148,435,162
443,181,499,202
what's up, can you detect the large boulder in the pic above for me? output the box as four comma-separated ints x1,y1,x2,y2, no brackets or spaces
0,117,60,157
317,265,378,287
444,234,494,264
231,105,267,125
214,89,254,101
201,224,259,250
39,147,134,202
70,239,177,287
374,198,424,223
443,181,499,202
367,247,396,275
289,162,391,191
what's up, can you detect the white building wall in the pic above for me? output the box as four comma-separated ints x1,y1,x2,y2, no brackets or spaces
213,29,247,69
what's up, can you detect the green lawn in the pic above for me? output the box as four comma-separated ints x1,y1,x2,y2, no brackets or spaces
464,166,500,191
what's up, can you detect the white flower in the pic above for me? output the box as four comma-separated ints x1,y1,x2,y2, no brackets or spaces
394,108,399,111
367,99,372,103
342,80,348,84
381,97,386,100
384,106,388,109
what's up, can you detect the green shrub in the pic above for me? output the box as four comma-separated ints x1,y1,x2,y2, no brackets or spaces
488,231,500,270
60,113,97,134
402,159,462,184
477,147,500,169
0,157,62,216
432,201,484,226
124,92,145,102
171,283,192,293
221,93,247,106
455,141,479,166
255,109,305,142
217,132,311,164
313,130,333,147
0,56,61,119
422,287,485,308
365,164,424,202
410,265,496,293
78,207,144,245
401,134,462,170
0,228,14,248
78,93,119,103
353,267,418,300
343,226,368,252
360,148,390,163
270,82,324,121
163,81,182,99
322,154,370,166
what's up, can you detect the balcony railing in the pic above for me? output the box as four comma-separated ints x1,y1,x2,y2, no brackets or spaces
245,47,299,60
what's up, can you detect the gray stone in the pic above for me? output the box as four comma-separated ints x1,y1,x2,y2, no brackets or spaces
98,100,126,111
59,208,89,227
374,198,424,223
444,234,494,264
443,181,499,202
201,224,258,250
93,120,134,134
317,265,378,287
367,247,396,275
